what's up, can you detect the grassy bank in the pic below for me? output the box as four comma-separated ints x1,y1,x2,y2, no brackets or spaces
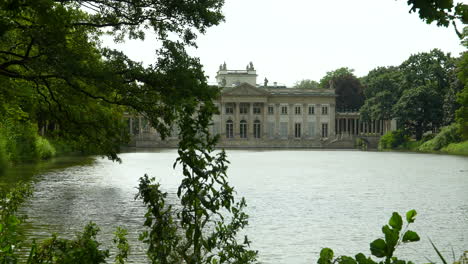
0,120,58,173
378,124,468,156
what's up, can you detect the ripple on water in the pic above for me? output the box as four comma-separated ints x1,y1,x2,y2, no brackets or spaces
8,150,468,264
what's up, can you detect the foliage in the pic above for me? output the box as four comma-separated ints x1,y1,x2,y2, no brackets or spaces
319,67,364,111
113,227,130,264
294,79,320,89
440,140,468,156
455,51,468,140
360,67,403,121
27,223,110,264
35,137,56,160
418,123,461,151
0,182,33,263
403,0,467,38
318,210,420,264
0,0,225,161
393,83,444,140
378,130,409,150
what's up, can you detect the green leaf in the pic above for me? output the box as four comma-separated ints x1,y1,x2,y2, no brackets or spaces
402,230,420,242
355,253,377,264
429,239,447,264
388,212,403,231
340,256,357,264
406,210,417,223
318,248,334,264
370,239,387,258
382,225,399,253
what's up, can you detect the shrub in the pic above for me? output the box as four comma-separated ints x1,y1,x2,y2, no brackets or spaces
36,136,56,160
378,130,408,150
418,123,461,152
441,141,468,156
0,132,9,173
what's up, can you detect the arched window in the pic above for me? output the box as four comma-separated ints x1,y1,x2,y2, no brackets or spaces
226,120,233,138
254,120,261,139
240,120,247,139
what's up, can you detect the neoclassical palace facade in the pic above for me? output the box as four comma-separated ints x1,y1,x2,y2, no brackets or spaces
127,63,395,148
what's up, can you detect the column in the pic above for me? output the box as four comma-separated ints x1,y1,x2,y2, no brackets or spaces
275,103,280,138
288,103,293,139
138,116,142,136
234,102,239,138
220,102,225,137
302,103,307,138
248,103,253,138
316,104,321,137
129,117,133,135
329,104,336,137
263,103,268,138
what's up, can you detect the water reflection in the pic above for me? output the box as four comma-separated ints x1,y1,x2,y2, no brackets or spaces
2,150,468,264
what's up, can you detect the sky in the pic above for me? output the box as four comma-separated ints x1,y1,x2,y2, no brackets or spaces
103,0,465,87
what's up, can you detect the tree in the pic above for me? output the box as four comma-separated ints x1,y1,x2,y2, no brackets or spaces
1,1,258,262
293,79,319,89
393,83,444,140
392,49,457,138
403,0,468,38
319,67,364,111
360,67,403,121
0,0,224,160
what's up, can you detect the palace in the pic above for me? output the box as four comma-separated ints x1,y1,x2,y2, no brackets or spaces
127,62,396,148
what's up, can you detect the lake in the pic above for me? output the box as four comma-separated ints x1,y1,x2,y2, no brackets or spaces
2,150,467,263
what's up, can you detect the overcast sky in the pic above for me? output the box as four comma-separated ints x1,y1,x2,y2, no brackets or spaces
103,0,465,87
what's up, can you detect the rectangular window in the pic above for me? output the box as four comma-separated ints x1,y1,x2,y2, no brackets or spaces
254,121,261,138
295,106,301,115
322,106,328,115
213,122,220,135
281,106,288,115
268,122,275,138
280,122,288,138
322,123,328,138
294,123,301,138
240,121,247,138
308,106,315,115
268,106,274,115
240,105,248,114
226,122,233,138
253,106,261,114
225,106,233,114
308,122,315,137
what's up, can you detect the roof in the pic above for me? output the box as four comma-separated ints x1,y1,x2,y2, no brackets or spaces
220,83,335,97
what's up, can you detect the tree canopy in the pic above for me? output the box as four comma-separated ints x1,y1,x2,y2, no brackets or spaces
293,79,319,89
0,0,225,160
319,67,364,111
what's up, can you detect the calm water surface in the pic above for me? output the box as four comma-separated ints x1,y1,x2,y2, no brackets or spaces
2,150,467,263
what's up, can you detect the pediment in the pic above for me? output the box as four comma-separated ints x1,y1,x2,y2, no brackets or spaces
221,83,269,96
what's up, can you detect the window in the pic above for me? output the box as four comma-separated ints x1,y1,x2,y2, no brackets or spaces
322,106,328,115
254,120,261,138
225,106,233,114
268,122,275,138
226,120,233,138
253,106,261,114
268,106,274,114
308,122,315,137
308,106,315,115
280,122,288,138
322,123,328,138
294,123,301,138
240,120,247,138
295,106,301,115
213,122,220,135
281,106,288,115
240,104,248,114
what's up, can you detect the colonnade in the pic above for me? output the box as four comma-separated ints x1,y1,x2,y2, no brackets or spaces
335,117,392,136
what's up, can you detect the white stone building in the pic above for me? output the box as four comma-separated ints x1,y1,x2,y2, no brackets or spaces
127,62,395,148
